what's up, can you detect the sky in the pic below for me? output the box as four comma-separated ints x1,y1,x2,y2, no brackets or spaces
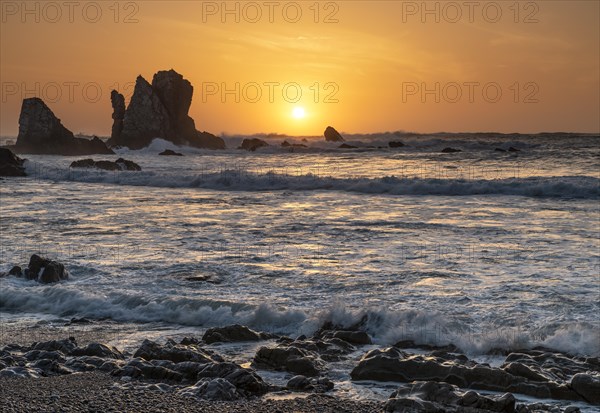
1,1,599,137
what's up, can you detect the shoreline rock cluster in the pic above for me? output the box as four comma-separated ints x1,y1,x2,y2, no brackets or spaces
1,254,69,283
0,321,596,412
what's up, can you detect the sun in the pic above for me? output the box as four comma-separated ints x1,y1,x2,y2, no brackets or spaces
292,106,306,119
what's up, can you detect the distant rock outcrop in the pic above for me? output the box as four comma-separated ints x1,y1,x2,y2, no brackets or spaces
0,148,26,176
107,70,225,150
159,149,184,156
388,141,405,148
14,98,114,156
2,254,69,283
70,158,141,171
339,143,357,149
441,147,462,153
239,138,269,152
324,126,344,142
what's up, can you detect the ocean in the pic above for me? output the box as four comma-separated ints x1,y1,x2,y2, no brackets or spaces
1,132,599,404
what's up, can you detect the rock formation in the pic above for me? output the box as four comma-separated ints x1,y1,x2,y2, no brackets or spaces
159,149,184,156
0,148,26,176
441,147,462,153
238,138,269,152
70,158,141,171
1,254,69,283
14,98,114,156
107,70,225,150
324,126,344,142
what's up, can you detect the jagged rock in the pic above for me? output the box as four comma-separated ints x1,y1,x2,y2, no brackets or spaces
239,138,269,152
14,98,113,155
350,348,583,402
178,378,240,401
441,147,462,153
21,254,69,283
339,143,357,149
385,381,516,413
107,70,225,150
0,148,26,176
570,373,600,404
316,330,372,345
31,338,77,354
0,366,43,378
8,266,22,276
159,149,183,156
202,325,274,344
70,158,141,171
324,126,344,142
196,362,269,396
111,90,126,140
287,375,334,393
24,350,66,362
133,339,221,364
388,141,405,148
254,345,323,376
70,343,123,359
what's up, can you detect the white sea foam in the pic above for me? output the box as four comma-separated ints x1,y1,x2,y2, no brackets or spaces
2,279,598,357
24,161,600,198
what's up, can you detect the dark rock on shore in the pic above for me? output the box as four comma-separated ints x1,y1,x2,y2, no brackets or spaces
351,347,591,403
388,141,405,148
159,149,184,156
254,345,323,376
196,361,269,396
385,381,516,413
239,138,269,152
5,254,70,283
324,126,344,142
0,148,26,176
70,158,141,171
339,143,358,149
441,147,462,153
13,98,114,156
133,339,222,364
495,148,507,152
202,325,275,344
508,146,520,152
107,70,225,150
287,375,334,393
570,373,600,404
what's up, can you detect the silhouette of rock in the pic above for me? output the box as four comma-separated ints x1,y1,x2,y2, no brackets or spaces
495,148,507,152
388,141,405,148
324,126,344,142
159,149,184,156
110,90,125,140
508,146,520,152
0,148,26,176
14,98,114,156
22,254,69,283
339,143,357,149
70,158,141,171
107,70,225,150
441,147,462,153
239,138,268,152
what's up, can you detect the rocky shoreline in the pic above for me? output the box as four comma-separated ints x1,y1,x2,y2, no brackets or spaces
0,323,597,413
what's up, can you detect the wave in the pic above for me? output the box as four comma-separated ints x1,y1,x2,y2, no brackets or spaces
1,280,598,357
23,161,600,198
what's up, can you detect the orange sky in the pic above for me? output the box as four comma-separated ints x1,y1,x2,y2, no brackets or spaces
1,1,598,136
